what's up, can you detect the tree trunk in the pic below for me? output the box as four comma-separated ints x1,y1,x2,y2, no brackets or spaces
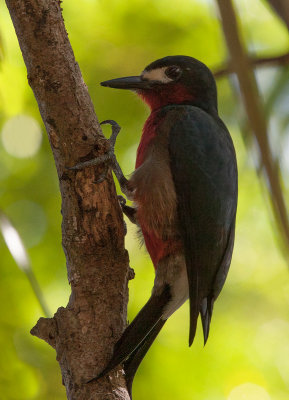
5,1,131,399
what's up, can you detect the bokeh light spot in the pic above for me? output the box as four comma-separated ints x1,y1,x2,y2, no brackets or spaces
5,200,47,248
1,115,42,158
228,383,271,400
0,212,30,270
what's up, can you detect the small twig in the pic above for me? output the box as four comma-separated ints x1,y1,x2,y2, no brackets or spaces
267,0,289,31
214,52,289,78
216,0,289,262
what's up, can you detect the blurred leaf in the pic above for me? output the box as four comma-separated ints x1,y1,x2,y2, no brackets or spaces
266,0,289,30
0,32,3,62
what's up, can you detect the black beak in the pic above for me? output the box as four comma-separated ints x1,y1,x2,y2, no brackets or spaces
101,76,158,90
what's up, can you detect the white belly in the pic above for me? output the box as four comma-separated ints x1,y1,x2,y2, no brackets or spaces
153,253,189,319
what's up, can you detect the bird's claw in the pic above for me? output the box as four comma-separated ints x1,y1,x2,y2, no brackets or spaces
67,120,121,180
94,165,110,183
118,195,127,206
100,120,121,149
117,195,128,235
67,120,130,198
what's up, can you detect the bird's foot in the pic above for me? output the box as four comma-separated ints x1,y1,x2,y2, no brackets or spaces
118,196,128,235
68,119,132,198
68,120,121,183
118,196,137,225
118,195,127,207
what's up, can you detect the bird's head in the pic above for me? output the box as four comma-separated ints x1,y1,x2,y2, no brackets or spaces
101,55,218,114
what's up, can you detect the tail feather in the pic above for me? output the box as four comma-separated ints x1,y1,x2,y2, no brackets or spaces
188,279,199,346
188,302,199,347
88,285,171,384
200,297,214,345
124,319,166,399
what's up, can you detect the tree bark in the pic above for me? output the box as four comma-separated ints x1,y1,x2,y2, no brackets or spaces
5,1,131,399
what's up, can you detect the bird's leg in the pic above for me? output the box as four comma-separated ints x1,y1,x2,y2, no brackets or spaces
68,120,132,199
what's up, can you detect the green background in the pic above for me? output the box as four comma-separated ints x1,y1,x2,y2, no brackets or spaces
0,0,289,399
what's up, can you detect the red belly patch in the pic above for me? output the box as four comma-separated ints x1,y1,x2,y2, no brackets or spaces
141,225,182,268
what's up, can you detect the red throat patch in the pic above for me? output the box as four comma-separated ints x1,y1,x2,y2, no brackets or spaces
137,82,193,111
135,111,163,169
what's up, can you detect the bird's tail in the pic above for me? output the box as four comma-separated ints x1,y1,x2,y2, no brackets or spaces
124,318,166,398
88,285,171,396
200,297,214,345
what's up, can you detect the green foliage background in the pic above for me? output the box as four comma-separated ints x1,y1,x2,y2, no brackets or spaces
0,0,289,399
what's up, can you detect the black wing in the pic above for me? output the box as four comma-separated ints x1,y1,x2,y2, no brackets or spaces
168,105,238,345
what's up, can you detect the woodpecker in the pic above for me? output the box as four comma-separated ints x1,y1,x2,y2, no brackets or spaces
88,55,238,396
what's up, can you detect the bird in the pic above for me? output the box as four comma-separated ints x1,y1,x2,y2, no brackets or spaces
88,55,238,397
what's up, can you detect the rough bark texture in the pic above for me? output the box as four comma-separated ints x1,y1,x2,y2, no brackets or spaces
5,1,131,399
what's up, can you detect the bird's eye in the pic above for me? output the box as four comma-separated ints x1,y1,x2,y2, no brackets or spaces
165,66,182,80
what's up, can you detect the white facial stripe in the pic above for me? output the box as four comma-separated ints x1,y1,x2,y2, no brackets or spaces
142,67,173,83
